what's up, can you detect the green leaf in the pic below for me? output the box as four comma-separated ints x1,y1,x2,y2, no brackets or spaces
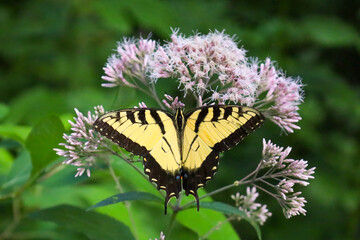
0,125,31,143
123,0,175,37
25,115,65,175
201,201,262,240
177,205,240,240
92,0,131,33
5,88,68,126
87,191,162,211
0,103,9,120
200,201,248,217
28,204,135,240
0,148,13,175
110,160,198,239
302,16,360,47
0,150,32,196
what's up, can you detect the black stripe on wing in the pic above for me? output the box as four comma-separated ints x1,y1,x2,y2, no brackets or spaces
93,117,149,156
143,154,181,214
214,107,264,152
186,105,265,152
182,151,219,211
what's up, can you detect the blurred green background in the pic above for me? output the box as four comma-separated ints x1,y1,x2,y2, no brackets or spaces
0,0,359,239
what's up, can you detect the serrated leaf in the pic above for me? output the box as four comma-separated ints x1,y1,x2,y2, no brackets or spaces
25,115,65,175
200,201,262,240
87,191,162,211
0,150,32,196
28,204,135,240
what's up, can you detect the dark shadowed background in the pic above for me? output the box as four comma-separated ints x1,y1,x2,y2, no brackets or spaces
0,0,359,239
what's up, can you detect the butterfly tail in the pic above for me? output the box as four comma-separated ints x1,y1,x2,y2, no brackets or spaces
164,195,170,215
194,191,200,211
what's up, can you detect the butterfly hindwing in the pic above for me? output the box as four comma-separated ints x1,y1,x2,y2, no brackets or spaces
93,108,182,213
182,106,265,208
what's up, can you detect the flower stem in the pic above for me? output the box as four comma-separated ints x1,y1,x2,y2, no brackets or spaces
251,183,278,200
199,216,235,240
165,209,178,238
103,144,176,210
103,144,147,179
0,196,21,239
180,182,236,210
107,161,139,240
150,81,165,109
180,160,271,210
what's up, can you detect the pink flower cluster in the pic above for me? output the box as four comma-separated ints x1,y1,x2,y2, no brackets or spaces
150,232,165,240
255,58,303,133
101,30,303,133
147,30,303,133
231,187,272,225
162,94,185,110
259,139,315,218
149,29,248,96
102,38,156,87
54,106,105,177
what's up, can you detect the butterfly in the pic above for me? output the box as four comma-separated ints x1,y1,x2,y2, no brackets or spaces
93,105,264,213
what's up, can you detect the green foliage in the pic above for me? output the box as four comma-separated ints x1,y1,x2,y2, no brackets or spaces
301,16,360,47
0,103,9,121
25,115,65,175
200,202,261,240
0,0,359,239
177,207,241,240
0,150,32,196
0,125,31,144
28,204,135,240
87,191,162,211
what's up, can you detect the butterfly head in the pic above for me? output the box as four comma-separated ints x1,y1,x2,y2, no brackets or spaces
175,108,185,131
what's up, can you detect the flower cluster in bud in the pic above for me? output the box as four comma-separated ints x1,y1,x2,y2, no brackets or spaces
256,139,315,218
54,106,105,177
102,37,156,88
231,187,272,225
162,94,185,110
150,232,165,240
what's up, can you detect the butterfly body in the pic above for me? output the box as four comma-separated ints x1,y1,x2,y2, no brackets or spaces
94,105,264,213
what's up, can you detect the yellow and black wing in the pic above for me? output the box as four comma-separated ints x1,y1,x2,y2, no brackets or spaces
182,105,264,209
93,109,182,213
